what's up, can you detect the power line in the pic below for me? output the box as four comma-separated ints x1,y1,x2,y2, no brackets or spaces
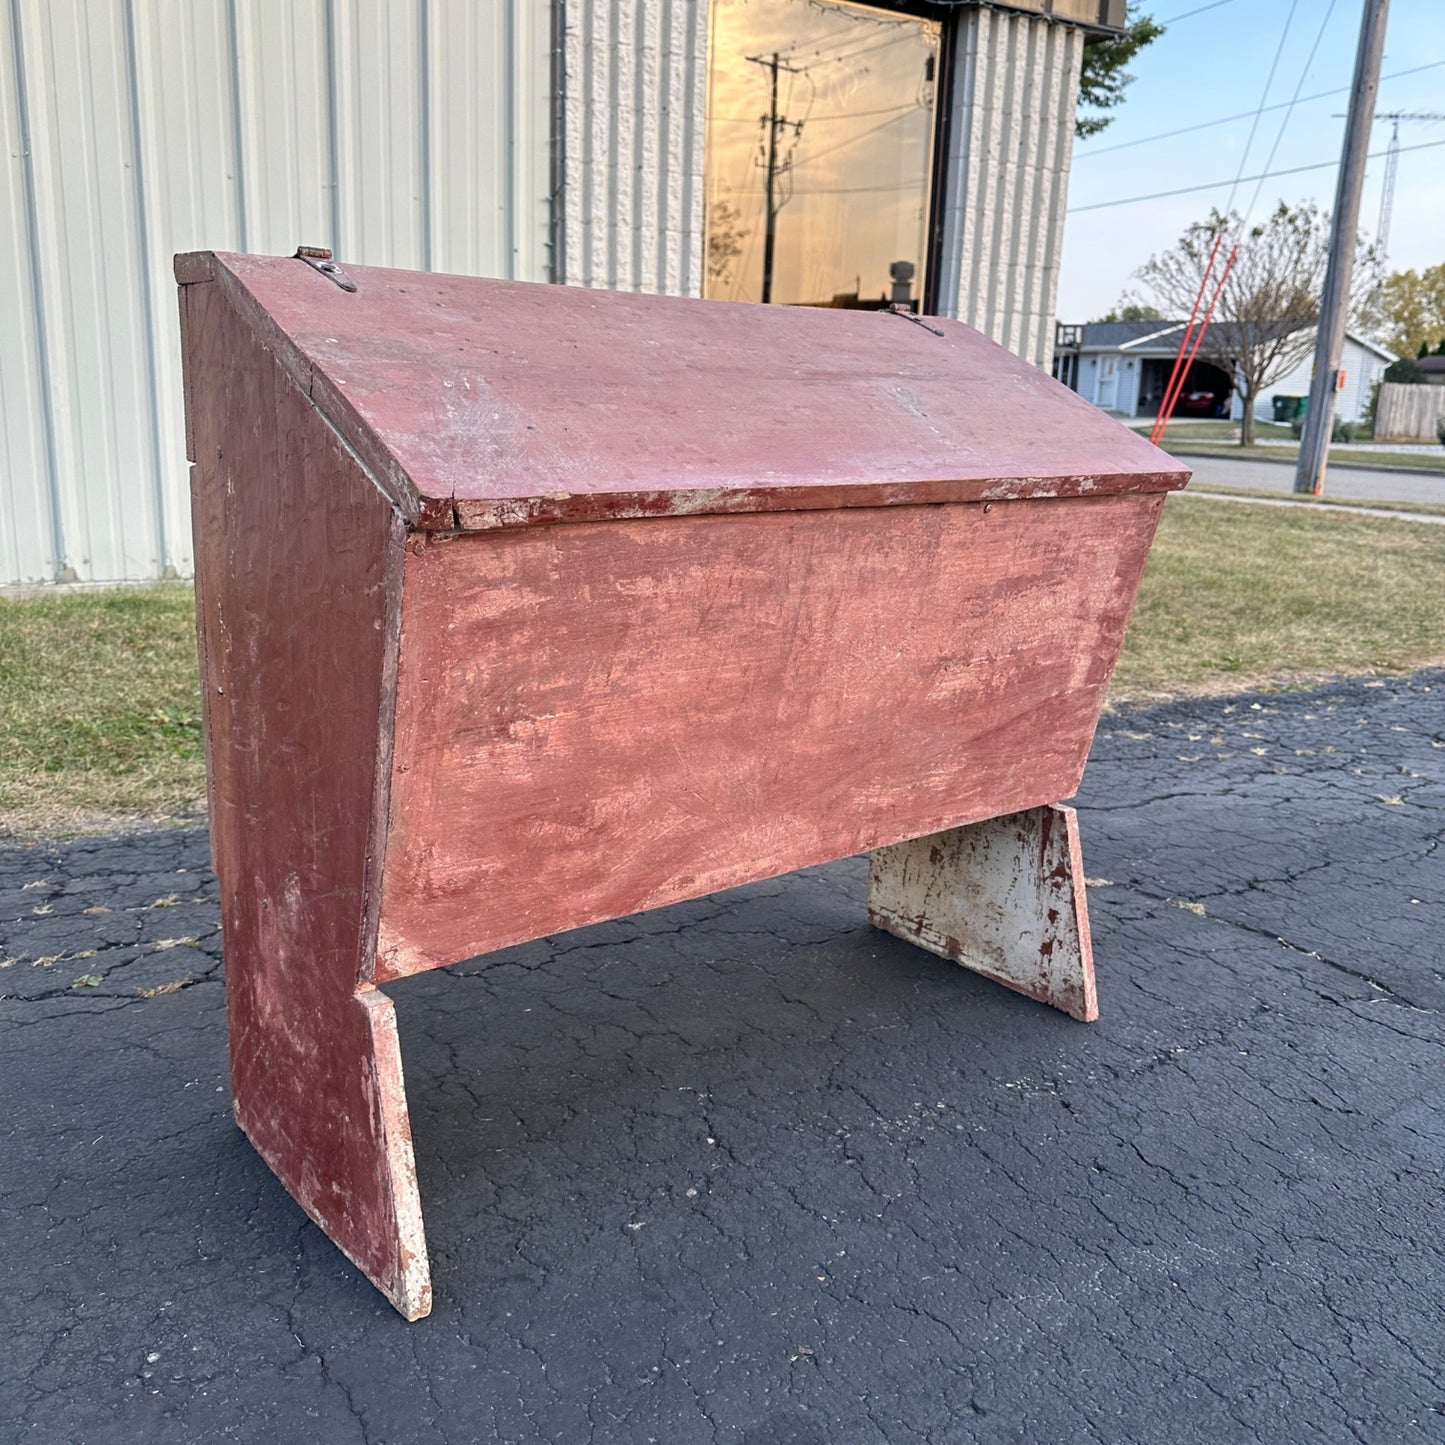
792,183,921,196
799,30,917,69
776,8,917,62
1074,60,1445,160
791,107,921,168
1241,0,1337,225
1067,134,1445,212
714,101,920,125
1224,0,1298,215
1156,0,1243,23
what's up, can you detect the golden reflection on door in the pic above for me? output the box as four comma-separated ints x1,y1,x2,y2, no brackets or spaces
705,0,941,310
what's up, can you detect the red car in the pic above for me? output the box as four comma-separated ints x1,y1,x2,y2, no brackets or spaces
1173,387,1229,418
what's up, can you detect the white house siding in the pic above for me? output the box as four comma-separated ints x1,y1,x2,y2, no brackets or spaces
1,0,551,587
1233,335,1393,427
1075,351,1142,415
934,7,1083,370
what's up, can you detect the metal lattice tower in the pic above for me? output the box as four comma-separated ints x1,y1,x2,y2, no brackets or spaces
1374,112,1445,256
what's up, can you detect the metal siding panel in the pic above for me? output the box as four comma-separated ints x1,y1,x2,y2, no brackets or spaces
659,0,687,296
511,0,552,282
232,0,332,255
611,2,634,288
426,0,549,283
332,0,425,268
0,0,57,583
586,1,609,284
426,0,496,276
0,1,596,584
22,0,160,582
1035,26,1081,368
679,0,702,296
633,0,660,291
1017,17,1057,360
130,0,239,579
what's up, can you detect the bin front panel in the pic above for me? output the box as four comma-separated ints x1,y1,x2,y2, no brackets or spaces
373,493,1163,981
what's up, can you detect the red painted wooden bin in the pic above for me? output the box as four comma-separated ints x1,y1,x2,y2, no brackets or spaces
175,250,1190,1319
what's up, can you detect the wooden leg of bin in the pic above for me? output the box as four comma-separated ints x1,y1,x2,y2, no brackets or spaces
228,976,432,1320
868,803,1098,1022
185,275,431,1318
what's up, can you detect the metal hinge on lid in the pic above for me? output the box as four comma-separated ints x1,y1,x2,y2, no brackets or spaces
294,246,357,292
885,303,943,337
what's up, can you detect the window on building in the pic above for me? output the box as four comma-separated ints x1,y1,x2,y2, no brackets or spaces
704,0,942,312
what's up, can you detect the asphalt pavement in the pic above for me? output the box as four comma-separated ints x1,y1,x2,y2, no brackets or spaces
3,673,1442,1444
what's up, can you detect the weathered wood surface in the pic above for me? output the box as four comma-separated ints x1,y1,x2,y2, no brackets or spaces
175,251,1190,533
184,278,431,1320
374,496,1161,981
869,805,1097,1022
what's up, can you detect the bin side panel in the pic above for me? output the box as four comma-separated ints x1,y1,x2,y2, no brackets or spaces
375,494,1162,980
185,279,428,1314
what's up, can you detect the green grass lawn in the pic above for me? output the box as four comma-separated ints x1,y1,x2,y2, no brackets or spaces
0,584,203,837
1111,495,1445,699
1132,419,1295,442
4,497,1445,836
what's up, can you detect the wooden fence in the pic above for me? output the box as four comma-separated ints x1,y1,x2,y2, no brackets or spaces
1374,382,1445,442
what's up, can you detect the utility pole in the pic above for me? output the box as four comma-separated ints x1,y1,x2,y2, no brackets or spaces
1294,0,1389,496
747,52,803,304
762,52,782,305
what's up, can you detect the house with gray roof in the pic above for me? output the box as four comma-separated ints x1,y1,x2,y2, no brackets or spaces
1052,320,1395,427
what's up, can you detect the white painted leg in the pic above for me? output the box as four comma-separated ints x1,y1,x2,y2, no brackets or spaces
868,804,1098,1022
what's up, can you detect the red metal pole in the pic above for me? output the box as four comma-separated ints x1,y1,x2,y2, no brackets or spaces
1159,244,1239,437
1150,232,1223,446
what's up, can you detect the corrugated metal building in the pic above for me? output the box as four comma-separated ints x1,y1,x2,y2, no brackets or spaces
2,0,1116,588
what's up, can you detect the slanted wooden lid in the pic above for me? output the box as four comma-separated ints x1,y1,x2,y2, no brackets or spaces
177,250,1189,531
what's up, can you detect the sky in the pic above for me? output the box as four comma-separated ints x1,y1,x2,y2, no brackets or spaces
1057,0,1445,323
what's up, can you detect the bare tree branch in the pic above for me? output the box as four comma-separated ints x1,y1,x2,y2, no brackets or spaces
1133,203,1381,444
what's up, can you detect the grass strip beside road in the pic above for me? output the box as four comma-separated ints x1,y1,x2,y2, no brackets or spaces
3,497,1445,835
1188,484,1445,518
1163,442,1445,474
1132,420,1445,475
1137,420,1296,443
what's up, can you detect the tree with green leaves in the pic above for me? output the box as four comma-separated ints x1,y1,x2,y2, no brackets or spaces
1134,202,1381,446
1091,303,1163,323
1077,7,1164,139
1385,357,1426,383
1378,262,1445,360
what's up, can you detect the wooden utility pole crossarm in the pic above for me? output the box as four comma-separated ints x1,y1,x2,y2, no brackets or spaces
1294,0,1389,496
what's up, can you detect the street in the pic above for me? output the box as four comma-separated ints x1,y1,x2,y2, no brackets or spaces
1178,450,1445,506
